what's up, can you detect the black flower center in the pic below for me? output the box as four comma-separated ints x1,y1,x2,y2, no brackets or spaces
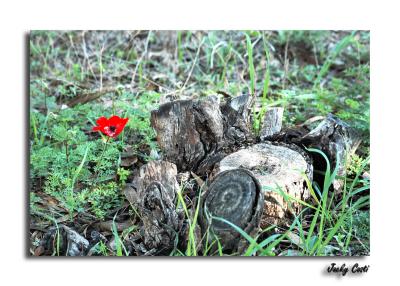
109,125,116,132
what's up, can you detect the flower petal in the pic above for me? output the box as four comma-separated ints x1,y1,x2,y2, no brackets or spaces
114,118,129,137
118,118,129,129
96,116,108,127
93,115,129,138
108,115,122,125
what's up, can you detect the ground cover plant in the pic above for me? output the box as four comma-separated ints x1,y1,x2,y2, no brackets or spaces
29,30,370,256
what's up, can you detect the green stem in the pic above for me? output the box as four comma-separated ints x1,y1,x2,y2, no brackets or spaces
65,140,71,178
98,137,110,162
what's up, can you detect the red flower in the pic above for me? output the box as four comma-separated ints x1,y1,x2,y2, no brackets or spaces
92,115,129,138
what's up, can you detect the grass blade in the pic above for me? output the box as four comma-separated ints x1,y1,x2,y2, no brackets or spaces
245,33,255,95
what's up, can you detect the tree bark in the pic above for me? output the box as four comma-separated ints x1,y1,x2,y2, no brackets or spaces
300,114,360,192
150,96,224,175
123,160,183,255
220,94,254,146
273,114,360,193
36,225,90,256
260,107,284,140
150,94,257,176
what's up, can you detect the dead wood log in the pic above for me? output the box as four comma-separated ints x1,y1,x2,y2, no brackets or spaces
220,94,254,145
273,114,360,193
150,94,255,175
36,225,90,256
299,114,360,192
123,160,183,255
150,96,224,174
199,169,264,253
260,107,284,140
212,143,313,229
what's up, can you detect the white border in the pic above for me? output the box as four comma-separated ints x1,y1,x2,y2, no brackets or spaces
1,1,399,285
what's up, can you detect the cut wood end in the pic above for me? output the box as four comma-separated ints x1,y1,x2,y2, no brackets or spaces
214,142,312,229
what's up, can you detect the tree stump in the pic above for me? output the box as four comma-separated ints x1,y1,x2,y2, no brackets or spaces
212,143,313,228
150,96,224,174
273,114,360,193
260,107,284,140
123,160,182,255
130,96,357,255
220,94,254,145
199,169,264,253
150,94,257,176
299,114,360,192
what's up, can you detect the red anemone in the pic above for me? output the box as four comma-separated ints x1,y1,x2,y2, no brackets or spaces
92,115,129,138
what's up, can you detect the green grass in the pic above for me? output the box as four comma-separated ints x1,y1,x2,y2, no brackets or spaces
112,214,128,256
209,216,284,256
263,149,370,256
175,183,202,256
245,32,256,95
314,32,356,88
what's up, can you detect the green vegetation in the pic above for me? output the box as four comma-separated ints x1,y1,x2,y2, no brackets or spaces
30,30,369,256
30,83,159,219
269,149,370,256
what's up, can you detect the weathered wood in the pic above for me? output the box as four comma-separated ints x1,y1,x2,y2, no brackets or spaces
150,96,224,174
36,225,89,256
133,96,359,255
273,114,360,193
199,169,264,253
213,143,313,228
299,114,360,192
123,160,182,255
150,94,256,176
260,107,284,140
220,94,254,145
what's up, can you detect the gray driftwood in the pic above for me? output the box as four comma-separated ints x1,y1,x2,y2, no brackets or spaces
212,143,313,228
124,160,182,255
199,169,264,253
